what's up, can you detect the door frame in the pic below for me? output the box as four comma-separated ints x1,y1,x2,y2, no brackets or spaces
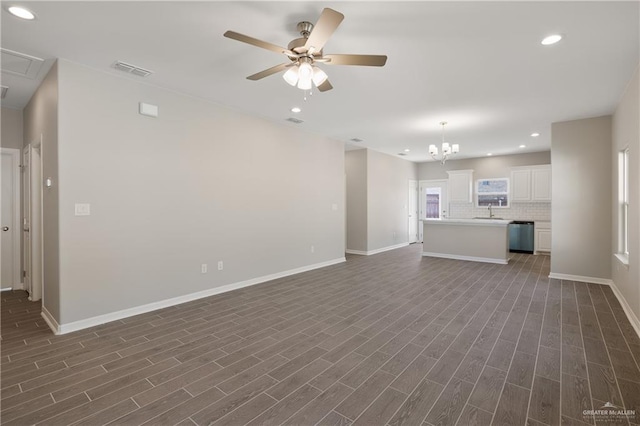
408,180,418,243
418,179,448,242
23,140,44,301
1,147,22,290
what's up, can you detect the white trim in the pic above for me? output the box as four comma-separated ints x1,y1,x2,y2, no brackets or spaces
41,307,61,335
47,257,346,335
614,253,630,268
346,242,409,256
548,272,613,285
1,148,22,289
609,281,640,339
422,252,508,265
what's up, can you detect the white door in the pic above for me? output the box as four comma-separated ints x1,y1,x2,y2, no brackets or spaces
408,180,418,243
418,180,448,242
1,148,21,290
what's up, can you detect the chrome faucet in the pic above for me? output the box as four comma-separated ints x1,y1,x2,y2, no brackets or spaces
488,203,494,218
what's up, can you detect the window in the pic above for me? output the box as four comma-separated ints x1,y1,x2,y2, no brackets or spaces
476,178,509,208
425,188,441,218
619,148,629,257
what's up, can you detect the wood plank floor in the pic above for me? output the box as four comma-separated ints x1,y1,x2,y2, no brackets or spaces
2,244,640,425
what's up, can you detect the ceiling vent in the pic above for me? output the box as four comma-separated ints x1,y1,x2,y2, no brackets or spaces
1,86,8,99
113,61,153,77
1,48,44,79
397,152,407,156
286,117,304,124
350,138,363,142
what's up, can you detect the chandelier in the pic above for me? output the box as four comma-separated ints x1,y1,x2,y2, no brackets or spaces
282,57,328,91
429,121,459,164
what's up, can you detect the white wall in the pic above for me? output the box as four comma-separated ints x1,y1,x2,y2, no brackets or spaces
1,107,23,149
551,116,612,281
367,149,418,251
345,149,367,252
23,62,60,321
54,60,345,325
612,66,639,322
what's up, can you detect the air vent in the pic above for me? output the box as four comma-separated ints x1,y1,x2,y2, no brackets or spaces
286,117,304,124
113,61,153,77
1,86,8,99
350,138,363,142
397,152,407,156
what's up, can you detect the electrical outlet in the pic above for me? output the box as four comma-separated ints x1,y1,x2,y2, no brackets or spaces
218,261,224,271
311,245,315,253
201,264,207,274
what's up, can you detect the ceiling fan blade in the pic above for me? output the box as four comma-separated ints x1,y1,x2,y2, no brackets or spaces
323,54,387,66
304,8,344,52
247,63,292,81
317,80,333,92
224,31,292,55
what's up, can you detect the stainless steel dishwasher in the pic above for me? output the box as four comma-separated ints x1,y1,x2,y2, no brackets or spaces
509,221,535,254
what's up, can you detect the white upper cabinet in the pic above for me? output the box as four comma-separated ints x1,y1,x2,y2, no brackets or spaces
511,168,531,201
531,166,552,201
510,165,551,202
447,170,473,203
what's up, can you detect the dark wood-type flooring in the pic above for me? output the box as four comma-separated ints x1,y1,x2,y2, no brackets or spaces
2,244,640,425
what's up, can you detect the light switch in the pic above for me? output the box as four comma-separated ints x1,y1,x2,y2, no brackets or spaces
75,203,91,216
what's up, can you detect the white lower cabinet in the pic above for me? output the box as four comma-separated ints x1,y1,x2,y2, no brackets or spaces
535,221,551,254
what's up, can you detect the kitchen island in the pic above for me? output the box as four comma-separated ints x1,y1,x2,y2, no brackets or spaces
422,218,512,264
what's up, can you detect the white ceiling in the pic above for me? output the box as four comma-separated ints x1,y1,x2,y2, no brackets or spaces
1,1,638,162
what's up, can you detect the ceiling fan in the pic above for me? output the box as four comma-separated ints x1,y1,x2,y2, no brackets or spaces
224,8,387,92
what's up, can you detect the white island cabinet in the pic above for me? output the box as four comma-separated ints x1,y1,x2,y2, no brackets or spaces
422,218,512,264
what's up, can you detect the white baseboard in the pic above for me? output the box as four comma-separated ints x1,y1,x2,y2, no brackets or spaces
51,257,346,335
422,252,508,265
609,281,640,339
548,272,613,285
41,307,61,335
346,242,409,256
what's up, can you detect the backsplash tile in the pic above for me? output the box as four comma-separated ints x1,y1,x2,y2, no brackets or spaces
448,202,551,222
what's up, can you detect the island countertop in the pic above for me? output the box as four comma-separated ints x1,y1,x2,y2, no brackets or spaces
422,218,511,264
421,218,512,226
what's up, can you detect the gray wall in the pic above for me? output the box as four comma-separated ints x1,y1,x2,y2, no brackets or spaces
612,66,639,319
54,60,345,324
367,149,417,251
23,62,60,321
551,116,612,280
1,107,23,149
345,149,367,252
418,151,551,181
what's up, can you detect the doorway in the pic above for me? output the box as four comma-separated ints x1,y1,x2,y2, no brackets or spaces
408,180,418,243
1,148,21,291
23,142,43,301
418,180,448,242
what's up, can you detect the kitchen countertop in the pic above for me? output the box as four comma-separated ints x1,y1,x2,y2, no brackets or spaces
421,218,512,226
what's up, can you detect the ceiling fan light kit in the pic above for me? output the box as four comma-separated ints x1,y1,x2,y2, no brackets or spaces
224,8,387,94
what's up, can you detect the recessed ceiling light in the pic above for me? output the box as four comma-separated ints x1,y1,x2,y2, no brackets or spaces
290,107,301,113
531,132,540,137
541,34,562,45
519,144,526,149
7,6,35,20
487,153,493,156
404,149,410,152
